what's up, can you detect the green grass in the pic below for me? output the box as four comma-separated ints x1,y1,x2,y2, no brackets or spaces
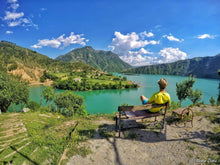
124,131,137,140
0,112,104,164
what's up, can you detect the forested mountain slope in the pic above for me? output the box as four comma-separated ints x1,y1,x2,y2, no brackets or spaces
125,54,220,79
56,46,132,72
0,41,96,82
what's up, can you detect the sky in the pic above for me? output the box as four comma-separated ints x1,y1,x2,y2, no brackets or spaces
0,0,220,66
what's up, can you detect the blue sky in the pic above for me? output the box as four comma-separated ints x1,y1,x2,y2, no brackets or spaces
0,0,220,66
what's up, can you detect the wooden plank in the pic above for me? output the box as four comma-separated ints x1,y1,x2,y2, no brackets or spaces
118,104,166,112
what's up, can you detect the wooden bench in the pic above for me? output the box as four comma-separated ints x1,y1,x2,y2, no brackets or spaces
172,107,194,127
116,103,168,137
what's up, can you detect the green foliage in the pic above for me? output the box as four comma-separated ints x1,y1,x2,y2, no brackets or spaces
218,74,220,105
176,76,196,105
168,100,181,112
209,96,216,106
54,91,87,116
0,72,29,112
53,74,137,91
124,131,137,140
41,87,55,110
27,100,40,111
188,88,202,105
8,63,18,71
40,70,59,82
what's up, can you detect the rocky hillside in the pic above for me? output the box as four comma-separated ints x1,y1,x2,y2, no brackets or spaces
0,41,96,83
56,46,132,72
125,54,220,79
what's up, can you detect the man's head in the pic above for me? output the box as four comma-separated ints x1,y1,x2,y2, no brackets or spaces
158,78,168,89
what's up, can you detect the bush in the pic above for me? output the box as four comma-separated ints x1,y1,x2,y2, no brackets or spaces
209,96,215,106
168,100,181,111
8,63,18,71
188,88,202,105
27,101,40,111
54,91,87,116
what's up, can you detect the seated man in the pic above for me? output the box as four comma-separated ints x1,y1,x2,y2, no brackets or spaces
140,78,171,113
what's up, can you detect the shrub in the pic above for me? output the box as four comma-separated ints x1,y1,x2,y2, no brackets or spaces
27,101,40,111
8,63,18,71
54,91,87,116
209,96,215,106
188,88,202,105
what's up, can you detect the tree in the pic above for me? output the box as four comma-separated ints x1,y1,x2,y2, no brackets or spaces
217,70,220,105
209,96,215,106
41,87,55,110
54,91,87,116
188,88,202,105
176,76,196,105
0,73,29,112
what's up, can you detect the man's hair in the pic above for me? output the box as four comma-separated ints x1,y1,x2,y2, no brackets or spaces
158,78,168,89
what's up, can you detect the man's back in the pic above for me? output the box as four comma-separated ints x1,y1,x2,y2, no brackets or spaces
148,91,171,112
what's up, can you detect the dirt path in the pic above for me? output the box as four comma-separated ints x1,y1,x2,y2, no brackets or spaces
67,105,220,165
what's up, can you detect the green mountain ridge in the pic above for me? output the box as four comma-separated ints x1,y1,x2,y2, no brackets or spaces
56,46,132,72
0,41,96,82
125,54,220,79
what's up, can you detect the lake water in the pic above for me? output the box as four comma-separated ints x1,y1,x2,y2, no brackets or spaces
10,74,219,114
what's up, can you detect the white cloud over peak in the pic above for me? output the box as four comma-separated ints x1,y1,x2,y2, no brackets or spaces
109,31,159,66
31,32,88,49
109,31,160,66
158,47,187,63
197,34,216,39
163,34,183,42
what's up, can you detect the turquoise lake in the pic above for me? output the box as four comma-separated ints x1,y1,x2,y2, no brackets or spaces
10,74,219,114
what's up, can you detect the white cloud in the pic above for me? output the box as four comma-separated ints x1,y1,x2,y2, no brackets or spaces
6,30,13,34
57,32,87,48
34,39,61,48
10,3,19,10
119,53,158,66
7,0,17,3
163,34,183,42
40,8,47,11
109,31,159,66
31,32,88,49
3,0,37,29
110,31,159,55
140,31,154,39
4,11,24,20
197,34,216,39
158,47,187,63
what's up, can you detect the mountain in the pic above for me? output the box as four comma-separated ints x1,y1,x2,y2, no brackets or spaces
0,41,96,83
56,46,132,72
124,54,220,79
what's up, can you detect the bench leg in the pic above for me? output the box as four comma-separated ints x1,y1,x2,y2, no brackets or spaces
119,112,121,137
115,116,118,130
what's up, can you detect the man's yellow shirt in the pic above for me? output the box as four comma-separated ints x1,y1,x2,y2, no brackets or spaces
148,91,171,112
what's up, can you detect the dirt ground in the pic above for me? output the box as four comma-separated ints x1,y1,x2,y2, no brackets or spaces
67,105,220,165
